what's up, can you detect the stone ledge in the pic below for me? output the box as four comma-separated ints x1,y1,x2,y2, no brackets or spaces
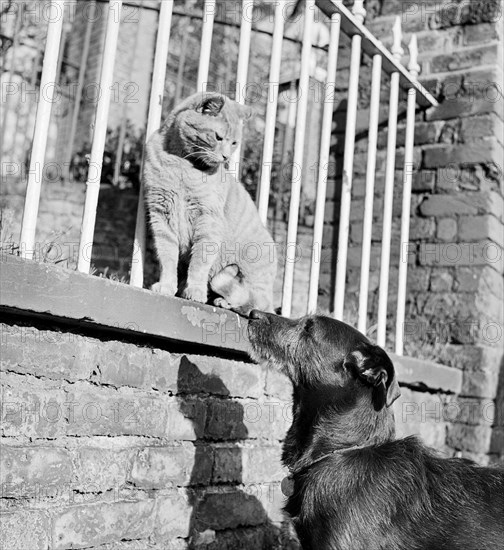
391,353,462,394
0,255,461,393
0,255,249,355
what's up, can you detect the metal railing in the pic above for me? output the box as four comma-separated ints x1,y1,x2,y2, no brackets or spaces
11,0,438,354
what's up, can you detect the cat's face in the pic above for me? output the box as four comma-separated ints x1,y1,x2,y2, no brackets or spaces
174,94,249,171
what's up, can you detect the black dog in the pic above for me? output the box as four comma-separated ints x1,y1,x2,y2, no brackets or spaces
247,311,504,550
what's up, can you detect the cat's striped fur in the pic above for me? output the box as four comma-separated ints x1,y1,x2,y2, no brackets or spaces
143,92,277,312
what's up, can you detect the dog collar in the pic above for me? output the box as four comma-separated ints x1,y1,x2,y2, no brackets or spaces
281,444,368,497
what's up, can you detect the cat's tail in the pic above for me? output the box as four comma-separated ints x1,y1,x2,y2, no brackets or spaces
210,264,250,306
211,265,275,315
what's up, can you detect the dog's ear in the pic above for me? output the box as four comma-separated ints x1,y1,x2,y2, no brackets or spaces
344,343,401,411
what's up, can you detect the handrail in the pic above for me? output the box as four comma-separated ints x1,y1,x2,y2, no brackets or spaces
316,0,438,108
11,0,441,354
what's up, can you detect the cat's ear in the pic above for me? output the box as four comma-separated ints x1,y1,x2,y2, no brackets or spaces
197,95,225,116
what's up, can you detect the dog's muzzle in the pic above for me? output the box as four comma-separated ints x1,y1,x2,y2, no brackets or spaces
249,309,272,322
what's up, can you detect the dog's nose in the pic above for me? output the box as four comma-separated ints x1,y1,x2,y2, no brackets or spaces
249,309,267,320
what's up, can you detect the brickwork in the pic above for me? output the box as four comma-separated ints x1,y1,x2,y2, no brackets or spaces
269,1,504,463
1,1,51,167
0,312,462,549
0,319,295,549
1,0,502,472
372,1,504,462
1,177,84,266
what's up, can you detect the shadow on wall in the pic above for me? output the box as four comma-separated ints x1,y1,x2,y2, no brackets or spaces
176,357,299,549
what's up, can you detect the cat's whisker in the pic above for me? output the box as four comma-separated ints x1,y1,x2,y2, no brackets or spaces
190,146,209,155
183,152,201,160
186,145,222,163
184,152,221,164
192,144,223,158
184,150,211,160
202,153,221,162
191,145,217,156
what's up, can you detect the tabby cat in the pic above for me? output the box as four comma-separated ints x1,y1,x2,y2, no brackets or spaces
143,92,277,313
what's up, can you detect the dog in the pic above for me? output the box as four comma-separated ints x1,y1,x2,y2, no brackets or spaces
247,310,504,550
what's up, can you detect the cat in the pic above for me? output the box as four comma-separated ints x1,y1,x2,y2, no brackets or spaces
143,92,277,313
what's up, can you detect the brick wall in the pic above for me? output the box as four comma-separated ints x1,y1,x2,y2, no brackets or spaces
0,299,464,550
367,0,504,463
0,178,139,276
1,0,502,470
267,1,504,463
0,316,296,549
0,177,85,265
267,0,504,462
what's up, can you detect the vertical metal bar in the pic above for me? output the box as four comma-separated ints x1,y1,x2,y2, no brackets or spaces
77,0,123,273
143,2,173,139
22,49,41,160
357,53,382,333
230,0,254,173
256,1,284,224
19,0,65,259
235,0,253,104
197,0,216,92
332,0,366,320
395,34,419,356
64,0,96,179
307,12,341,314
281,0,315,317
1,1,24,155
130,0,173,287
377,16,403,347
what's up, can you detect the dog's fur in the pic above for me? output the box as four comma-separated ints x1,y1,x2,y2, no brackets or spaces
247,311,504,550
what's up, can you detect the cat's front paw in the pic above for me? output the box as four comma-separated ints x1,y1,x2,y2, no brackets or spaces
182,285,208,303
213,297,232,309
151,281,177,295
